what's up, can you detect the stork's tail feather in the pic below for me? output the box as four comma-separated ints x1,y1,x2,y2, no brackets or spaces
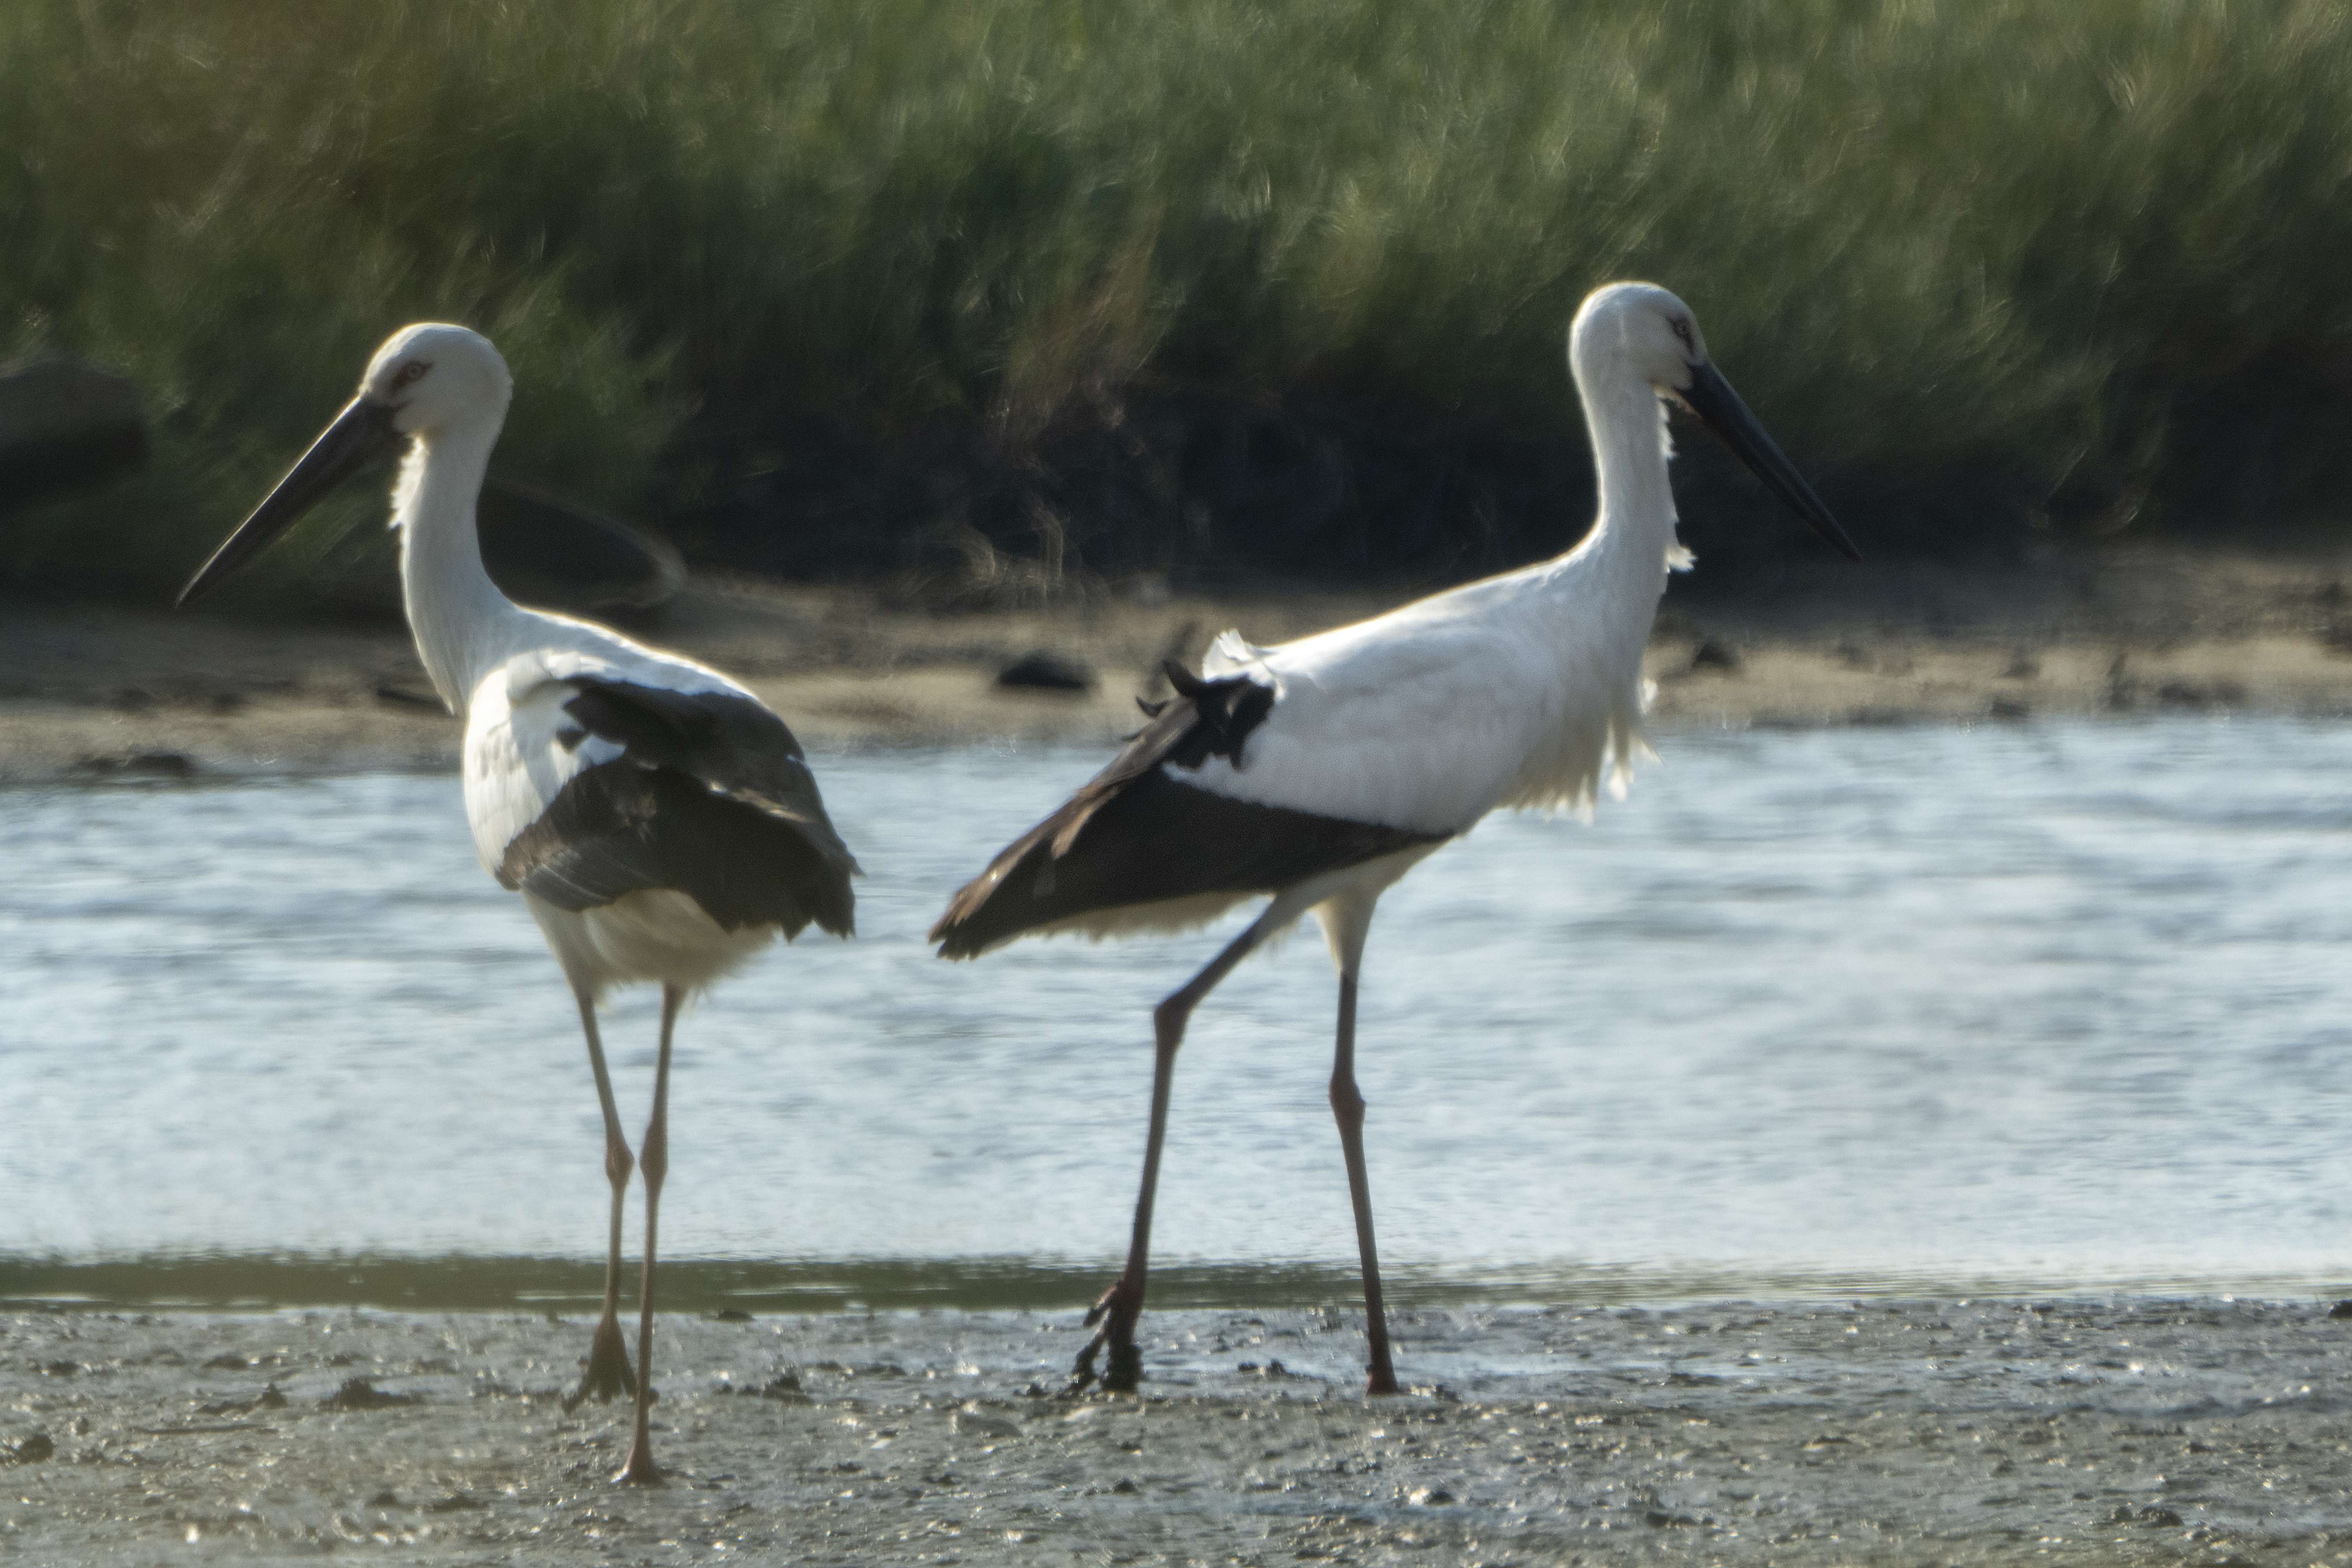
929,901,1001,961
930,769,1449,959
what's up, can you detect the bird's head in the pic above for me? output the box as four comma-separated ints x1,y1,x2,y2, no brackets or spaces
361,322,514,439
1570,282,1860,562
1571,281,1713,396
178,323,511,605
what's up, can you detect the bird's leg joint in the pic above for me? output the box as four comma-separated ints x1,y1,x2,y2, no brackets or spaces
1150,994,1198,1058
1149,1004,1181,1054
1328,1071,1366,1131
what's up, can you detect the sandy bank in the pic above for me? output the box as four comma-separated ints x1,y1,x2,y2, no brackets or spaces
3,1296,2346,1563
7,541,2352,783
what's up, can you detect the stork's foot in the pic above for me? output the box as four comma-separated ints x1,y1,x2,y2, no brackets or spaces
1366,1366,1401,1397
1068,1277,1145,1394
613,1436,665,1487
562,1315,638,1411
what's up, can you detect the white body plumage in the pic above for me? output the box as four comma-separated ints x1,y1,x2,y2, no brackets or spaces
462,645,784,998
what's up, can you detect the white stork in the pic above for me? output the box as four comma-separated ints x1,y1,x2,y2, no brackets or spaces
179,324,857,1483
932,282,1859,1395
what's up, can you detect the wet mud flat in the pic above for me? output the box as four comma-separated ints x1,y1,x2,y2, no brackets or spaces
4,1296,2350,1564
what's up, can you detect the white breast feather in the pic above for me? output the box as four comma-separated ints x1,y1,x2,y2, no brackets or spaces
462,678,609,877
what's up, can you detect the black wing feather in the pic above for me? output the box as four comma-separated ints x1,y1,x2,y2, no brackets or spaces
499,678,857,938
929,663,1444,958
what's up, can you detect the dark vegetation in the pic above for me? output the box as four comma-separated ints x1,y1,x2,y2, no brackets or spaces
4,0,2351,609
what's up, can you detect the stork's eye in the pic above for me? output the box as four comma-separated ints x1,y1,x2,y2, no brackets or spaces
390,361,431,390
1670,319,1694,347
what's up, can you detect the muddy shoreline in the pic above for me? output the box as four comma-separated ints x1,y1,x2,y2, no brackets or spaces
5,1297,2349,1563
8,541,2352,783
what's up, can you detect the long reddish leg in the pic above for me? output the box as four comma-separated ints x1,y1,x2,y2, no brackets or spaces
562,985,637,1411
1071,917,1271,1392
1328,967,1399,1395
616,985,683,1484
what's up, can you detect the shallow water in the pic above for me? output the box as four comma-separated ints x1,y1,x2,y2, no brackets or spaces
6,717,2352,1308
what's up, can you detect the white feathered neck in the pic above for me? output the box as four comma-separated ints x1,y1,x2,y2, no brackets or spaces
391,423,533,712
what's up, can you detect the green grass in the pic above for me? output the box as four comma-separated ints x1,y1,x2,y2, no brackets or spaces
5,0,2351,600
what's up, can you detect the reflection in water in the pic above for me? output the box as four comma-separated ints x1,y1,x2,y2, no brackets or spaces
4,718,2352,1308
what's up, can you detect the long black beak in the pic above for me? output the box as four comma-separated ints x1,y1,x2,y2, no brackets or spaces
1676,361,1861,562
177,397,400,605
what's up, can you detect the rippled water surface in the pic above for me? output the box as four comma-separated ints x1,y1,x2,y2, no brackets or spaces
6,718,2352,1306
